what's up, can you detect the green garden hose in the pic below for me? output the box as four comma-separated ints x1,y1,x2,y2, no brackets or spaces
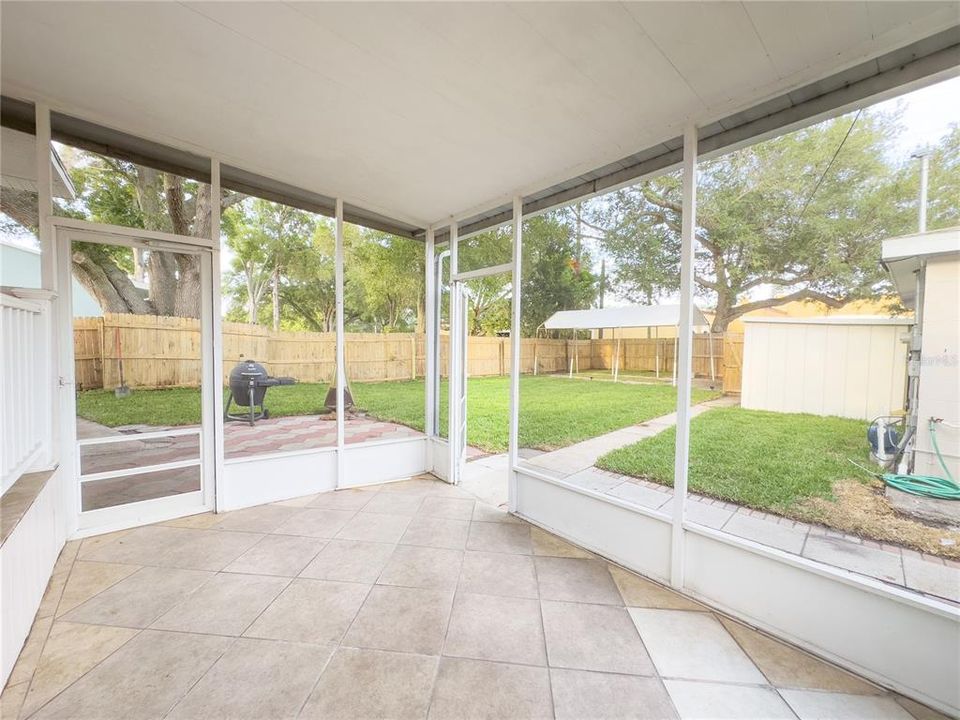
881,420,960,500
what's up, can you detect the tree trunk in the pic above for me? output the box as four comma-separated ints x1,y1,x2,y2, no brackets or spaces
174,255,202,318
710,288,735,333
72,249,154,315
148,251,179,316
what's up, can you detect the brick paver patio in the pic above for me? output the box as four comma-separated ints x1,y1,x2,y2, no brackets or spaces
77,416,423,511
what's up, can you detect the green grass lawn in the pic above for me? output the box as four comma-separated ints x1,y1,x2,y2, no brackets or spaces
596,407,868,511
75,376,718,453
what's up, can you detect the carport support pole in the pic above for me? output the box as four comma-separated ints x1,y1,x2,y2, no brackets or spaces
671,124,698,589
335,198,345,488
614,331,621,383
507,196,523,513
656,328,660,379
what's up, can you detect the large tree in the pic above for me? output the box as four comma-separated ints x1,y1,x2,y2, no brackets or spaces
345,231,425,332
598,110,953,331
458,227,513,335
222,198,315,328
445,215,599,337
57,148,243,318
520,214,598,336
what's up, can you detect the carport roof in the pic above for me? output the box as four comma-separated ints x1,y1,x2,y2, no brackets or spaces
1,3,958,237
544,304,709,331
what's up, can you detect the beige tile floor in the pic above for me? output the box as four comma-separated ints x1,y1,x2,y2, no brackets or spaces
1,475,949,720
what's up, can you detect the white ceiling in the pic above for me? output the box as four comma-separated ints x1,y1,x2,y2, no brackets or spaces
1,2,956,228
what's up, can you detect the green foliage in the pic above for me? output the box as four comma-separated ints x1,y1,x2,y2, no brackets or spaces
925,123,960,230
597,407,867,511
345,229,425,332
222,197,316,325
459,227,513,335
521,214,598,335
598,109,958,329
61,152,145,229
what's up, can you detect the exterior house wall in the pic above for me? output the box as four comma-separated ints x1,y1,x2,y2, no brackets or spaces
1,240,101,316
741,318,911,421
914,256,960,480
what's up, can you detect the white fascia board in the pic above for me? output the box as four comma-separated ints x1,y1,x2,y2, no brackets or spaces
882,227,960,263
741,316,913,326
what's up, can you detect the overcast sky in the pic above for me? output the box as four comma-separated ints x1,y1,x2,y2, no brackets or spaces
876,74,959,160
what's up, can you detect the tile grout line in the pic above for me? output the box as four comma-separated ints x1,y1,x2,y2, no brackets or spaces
15,539,146,720
605,562,684,720
160,635,240,720
531,547,558,719
425,518,470,719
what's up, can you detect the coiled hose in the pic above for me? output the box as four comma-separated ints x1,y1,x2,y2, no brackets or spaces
881,419,960,500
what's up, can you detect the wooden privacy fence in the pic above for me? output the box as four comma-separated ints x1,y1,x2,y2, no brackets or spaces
74,314,740,391
587,335,724,380
722,333,744,394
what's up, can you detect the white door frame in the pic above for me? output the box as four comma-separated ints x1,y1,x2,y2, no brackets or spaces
54,219,217,536
447,259,515,487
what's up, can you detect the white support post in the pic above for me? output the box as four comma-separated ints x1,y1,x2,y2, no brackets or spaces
424,227,436,443
335,199,346,488
210,160,225,512
507,196,523,512
36,105,55,290
35,104,58,470
447,221,459,485
671,124,698,589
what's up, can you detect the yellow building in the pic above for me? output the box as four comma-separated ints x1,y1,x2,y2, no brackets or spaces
593,297,907,338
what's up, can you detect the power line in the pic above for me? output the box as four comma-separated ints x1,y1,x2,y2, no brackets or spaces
795,109,863,224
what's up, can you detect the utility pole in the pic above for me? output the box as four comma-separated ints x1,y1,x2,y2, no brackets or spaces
912,148,932,233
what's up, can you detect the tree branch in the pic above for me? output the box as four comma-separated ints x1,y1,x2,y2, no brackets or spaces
729,289,847,319
221,191,246,209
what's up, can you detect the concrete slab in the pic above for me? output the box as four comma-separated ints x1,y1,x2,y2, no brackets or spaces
901,554,960,603
802,536,904,585
722,513,809,554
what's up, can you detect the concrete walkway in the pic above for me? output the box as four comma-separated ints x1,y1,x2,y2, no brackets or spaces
463,399,960,605
523,396,738,477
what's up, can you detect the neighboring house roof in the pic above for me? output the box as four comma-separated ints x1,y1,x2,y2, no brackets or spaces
544,304,709,331
1,126,76,199
882,227,960,309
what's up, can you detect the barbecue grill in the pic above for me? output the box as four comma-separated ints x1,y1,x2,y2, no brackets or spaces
224,360,296,426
